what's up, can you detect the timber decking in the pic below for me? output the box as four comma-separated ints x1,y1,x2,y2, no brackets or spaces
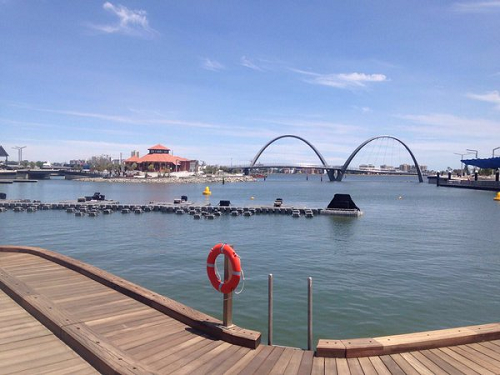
1,246,500,374
0,288,98,374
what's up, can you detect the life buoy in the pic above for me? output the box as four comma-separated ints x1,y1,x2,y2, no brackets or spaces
206,243,241,294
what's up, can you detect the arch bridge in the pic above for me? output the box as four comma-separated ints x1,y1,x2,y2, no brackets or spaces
243,134,423,182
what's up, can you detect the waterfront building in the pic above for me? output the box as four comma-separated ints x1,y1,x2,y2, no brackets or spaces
124,144,197,172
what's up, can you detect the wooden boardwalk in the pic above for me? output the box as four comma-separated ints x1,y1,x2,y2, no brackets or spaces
1,246,500,374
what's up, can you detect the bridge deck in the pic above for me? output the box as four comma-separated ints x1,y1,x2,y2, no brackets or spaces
1,247,499,374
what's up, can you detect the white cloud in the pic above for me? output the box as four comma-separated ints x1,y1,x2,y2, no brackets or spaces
291,68,388,89
467,91,500,109
452,1,500,12
202,58,225,71
241,56,264,71
89,2,158,37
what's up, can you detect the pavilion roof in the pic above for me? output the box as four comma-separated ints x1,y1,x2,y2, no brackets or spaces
124,155,141,163
137,153,189,164
148,144,170,151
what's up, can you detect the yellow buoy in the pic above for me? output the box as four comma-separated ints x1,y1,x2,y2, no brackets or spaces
202,186,211,196
494,192,500,201
250,196,255,200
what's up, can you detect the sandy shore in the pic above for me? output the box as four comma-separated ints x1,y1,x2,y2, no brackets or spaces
75,175,256,184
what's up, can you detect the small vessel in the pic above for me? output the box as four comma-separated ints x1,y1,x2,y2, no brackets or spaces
321,194,363,217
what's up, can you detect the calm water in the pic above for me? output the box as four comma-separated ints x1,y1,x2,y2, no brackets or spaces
1,174,499,348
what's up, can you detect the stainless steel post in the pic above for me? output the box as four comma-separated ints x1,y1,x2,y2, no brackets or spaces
308,277,312,350
268,274,273,345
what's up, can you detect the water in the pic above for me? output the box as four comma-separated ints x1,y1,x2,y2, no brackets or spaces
1,174,499,348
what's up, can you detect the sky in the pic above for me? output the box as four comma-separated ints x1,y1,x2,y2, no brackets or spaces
1,1,500,170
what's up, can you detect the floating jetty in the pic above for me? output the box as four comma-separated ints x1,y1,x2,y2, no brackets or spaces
0,198,329,219
1,245,500,374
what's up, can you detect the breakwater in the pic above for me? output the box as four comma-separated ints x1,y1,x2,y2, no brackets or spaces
75,175,255,184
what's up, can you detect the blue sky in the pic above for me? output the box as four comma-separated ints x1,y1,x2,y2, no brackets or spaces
1,1,500,169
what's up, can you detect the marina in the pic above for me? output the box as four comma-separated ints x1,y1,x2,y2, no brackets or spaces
1,175,499,349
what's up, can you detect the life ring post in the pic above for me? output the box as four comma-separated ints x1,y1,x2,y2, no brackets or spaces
206,243,241,328
223,254,233,327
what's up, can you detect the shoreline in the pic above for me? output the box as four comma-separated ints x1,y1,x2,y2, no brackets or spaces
74,175,256,184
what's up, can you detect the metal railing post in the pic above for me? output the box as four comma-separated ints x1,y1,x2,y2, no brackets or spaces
268,274,273,345
307,277,313,350
222,254,233,327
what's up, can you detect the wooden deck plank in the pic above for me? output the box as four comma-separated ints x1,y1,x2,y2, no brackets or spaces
390,353,423,375
437,347,492,375
252,346,286,375
324,357,338,375
297,351,315,375
267,347,299,375
158,339,225,373
0,339,77,368
151,336,217,369
283,347,305,375
311,356,325,375
110,321,187,349
222,345,265,375
449,345,500,373
410,350,457,375
129,330,200,360
379,355,406,375
186,340,242,374
206,346,252,375
0,334,59,359
335,358,350,375
88,310,169,335
19,357,100,375
347,358,365,375
358,356,378,375
1,346,82,374
235,345,275,375
421,349,473,375
466,343,500,366
169,341,233,375
399,352,434,375
368,356,392,375
477,340,500,355
138,333,207,364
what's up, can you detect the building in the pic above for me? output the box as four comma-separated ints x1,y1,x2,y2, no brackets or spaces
124,144,197,172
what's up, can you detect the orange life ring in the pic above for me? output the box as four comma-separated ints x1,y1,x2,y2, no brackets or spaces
206,243,241,294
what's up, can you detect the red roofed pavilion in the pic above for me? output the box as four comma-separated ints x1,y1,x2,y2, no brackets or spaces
124,144,197,173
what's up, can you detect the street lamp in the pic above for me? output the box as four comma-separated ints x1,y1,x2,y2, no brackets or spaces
466,149,478,158
454,152,466,171
493,147,500,157
12,146,26,166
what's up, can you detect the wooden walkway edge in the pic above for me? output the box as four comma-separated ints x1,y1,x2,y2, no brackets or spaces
317,322,500,358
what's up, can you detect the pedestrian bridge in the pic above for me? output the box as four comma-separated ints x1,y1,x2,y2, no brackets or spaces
234,134,424,182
